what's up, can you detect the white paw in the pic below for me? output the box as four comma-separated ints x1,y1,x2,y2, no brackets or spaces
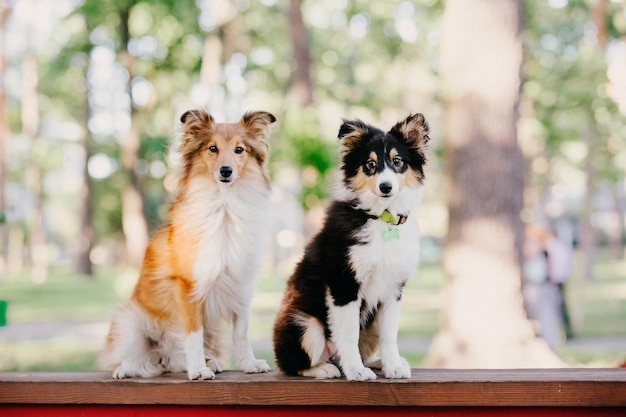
241,358,271,374
112,362,164,379
188,366,215,381
343,366,377,381
300,363,341,379
206,358,223,374
112,366,128,379
382,357,411,379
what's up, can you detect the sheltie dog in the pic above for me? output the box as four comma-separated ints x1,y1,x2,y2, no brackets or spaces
100,110,276,380
273,113,430,380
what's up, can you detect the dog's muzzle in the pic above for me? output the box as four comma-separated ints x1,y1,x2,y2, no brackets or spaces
219,166,233,183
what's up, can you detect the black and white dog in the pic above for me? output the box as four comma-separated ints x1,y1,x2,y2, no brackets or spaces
273,114,430,380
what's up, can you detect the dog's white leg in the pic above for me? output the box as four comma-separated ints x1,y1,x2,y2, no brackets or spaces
327,299,376,381
232,308,270,373
203,325,224,374
377,299,411,379
184,328,215,380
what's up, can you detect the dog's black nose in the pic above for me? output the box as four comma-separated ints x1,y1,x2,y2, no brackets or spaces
379,182,392,194
220,166,233,178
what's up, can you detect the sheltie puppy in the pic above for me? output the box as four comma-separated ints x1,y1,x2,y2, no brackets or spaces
100,110,276,380
272,114,430,380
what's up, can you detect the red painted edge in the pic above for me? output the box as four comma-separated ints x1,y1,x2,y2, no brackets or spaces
0,405,625,417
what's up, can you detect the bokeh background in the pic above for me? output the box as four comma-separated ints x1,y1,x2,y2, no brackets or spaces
0,0,625,371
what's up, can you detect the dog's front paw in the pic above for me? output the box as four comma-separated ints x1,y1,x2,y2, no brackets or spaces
382,357,411,379
343,366,377,381
112,365,129,379
206,358,223,374
188,366,215,381
241,358,271,374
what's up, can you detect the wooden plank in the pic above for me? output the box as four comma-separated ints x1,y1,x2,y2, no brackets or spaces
0,369,625,407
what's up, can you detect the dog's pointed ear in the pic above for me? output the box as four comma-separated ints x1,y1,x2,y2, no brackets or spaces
338,119,369,150
241,111,276,141
180,109,214,127
178,109,213,160
391,113,430,155
241,111,275,165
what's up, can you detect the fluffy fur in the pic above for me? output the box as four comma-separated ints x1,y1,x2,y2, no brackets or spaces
273,114,430,380
100,110,276,380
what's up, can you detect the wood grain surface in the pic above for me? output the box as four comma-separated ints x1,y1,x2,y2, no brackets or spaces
1,369,625,407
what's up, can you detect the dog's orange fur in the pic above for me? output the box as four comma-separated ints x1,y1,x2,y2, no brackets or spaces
101,110,275,379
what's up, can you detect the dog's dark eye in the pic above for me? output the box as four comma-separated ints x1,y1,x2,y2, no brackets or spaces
208,145,218,153
393,157,403,168
235,146,244,154
366,160,377,171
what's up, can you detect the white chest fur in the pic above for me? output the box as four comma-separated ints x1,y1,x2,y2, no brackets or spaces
349,218,421,305
180,179,269,315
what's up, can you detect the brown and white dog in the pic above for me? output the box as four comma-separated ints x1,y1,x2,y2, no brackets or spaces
100,110,276,380
273,114,429,380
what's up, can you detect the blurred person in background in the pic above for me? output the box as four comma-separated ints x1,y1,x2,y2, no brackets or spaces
523,224,574,350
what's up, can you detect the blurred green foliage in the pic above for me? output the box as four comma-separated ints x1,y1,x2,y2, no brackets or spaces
1,0,625,271
273,108,337,208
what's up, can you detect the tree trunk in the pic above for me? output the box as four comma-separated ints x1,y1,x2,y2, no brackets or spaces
611,180,625,260
288,0,313,107
0,2,11,277
579,121,597,281
578,0,609,278
592,0,608,47
22,54,48,283
119,4,149,268
425,0,563,368
76,68,94,276
200,30,224,90
199,0,237,114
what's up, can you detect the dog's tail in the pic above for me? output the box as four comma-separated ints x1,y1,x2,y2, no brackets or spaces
292,313,335,366
98,300,164,378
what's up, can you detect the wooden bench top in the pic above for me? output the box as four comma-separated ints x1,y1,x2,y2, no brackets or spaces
1,369,625,407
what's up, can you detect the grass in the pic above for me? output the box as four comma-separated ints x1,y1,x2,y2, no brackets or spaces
0,267,122,323
0,250,624,371
566,258,626,338
1,339,99,371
